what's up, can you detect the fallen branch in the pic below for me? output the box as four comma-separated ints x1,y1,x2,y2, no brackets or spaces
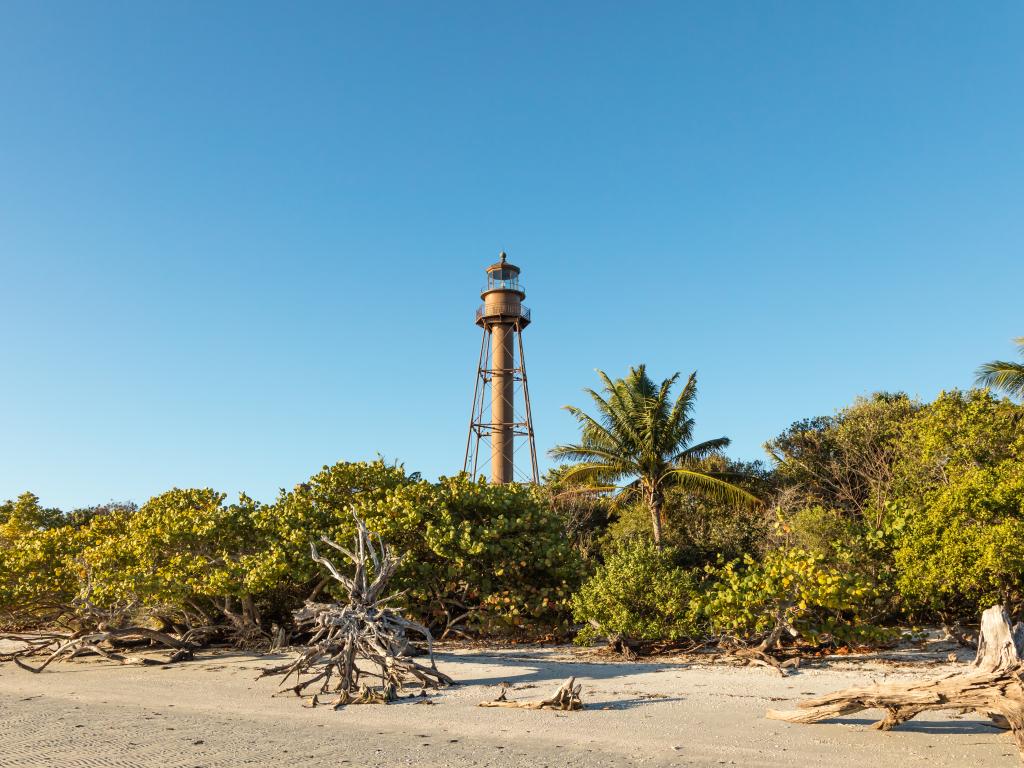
731,646,800,676
7,626,202,672
479,677,583,710
767,605,1024,761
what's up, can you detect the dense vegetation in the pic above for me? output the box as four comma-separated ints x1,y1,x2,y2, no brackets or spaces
569,385,1024,648
3,360,1023,652
0,467,580,639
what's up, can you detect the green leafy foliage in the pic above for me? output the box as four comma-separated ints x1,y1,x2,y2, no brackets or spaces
701,547,892,646
542,465,613,560
0,492,65,531
76,489,265,625
892,460,1024,618
765,392,918,523
0,462,580,637
245,459,414,619
599,458,774,566
893,389,1024,498
763,388,1024,626
0,494,84,628
571,538,700,644
7,374,1024,645
352,474,582,634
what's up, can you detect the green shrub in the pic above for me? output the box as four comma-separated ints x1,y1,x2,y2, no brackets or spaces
778,506,859,556
701,546,891,646
243,459,415,621
58,464,580,637
765,392,919,521
76,488,268,627
893,460,1024,619
2,462,580,638
894,389,1024,499
0,493,83,628
597,457,773,568
571,539,700,644
354,474,583,635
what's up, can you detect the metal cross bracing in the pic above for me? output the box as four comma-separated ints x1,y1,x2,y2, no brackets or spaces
462,318,540,484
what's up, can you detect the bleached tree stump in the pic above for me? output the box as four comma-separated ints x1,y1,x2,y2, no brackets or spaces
259,514,453,707
767,605,1024,760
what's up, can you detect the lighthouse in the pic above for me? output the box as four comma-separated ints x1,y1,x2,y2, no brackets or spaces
463,253,539,484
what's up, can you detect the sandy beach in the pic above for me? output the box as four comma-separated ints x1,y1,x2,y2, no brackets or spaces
0,643,1014,768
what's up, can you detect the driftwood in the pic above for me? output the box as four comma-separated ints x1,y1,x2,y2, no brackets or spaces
479,677,584,710
726,608,803,676
3,626,205,672
730,646,800,676
711,618,801,676
607,632,640,661
1,575,217,671
259,514,453,707
767,605,1024,761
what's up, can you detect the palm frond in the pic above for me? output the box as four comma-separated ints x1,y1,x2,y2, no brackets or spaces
562,405,623,453
671,436,731,463
557,461,625,489
586,382,645,451
975,360,1024,398
549,442,636,471
664,372,698,448
663,468,762,508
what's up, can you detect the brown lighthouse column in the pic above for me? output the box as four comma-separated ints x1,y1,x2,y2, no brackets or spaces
463,252,539,485
490,321,515,483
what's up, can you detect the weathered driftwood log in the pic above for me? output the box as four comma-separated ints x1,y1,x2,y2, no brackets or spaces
479,677,584,710
259,514,453,708
4,626,205,672
767,605,1024,761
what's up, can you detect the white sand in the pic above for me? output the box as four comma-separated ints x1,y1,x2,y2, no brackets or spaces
0,643,1014,767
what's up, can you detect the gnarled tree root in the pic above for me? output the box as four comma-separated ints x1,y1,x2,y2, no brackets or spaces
731,647,800,676
766,605,1024,762
260,513,453,708
8,627,202,673
479,677,583,710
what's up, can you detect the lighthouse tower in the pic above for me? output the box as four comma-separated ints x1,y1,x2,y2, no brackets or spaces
463,253,539,484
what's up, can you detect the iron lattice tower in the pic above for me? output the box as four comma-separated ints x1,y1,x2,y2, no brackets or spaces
463,253,539,484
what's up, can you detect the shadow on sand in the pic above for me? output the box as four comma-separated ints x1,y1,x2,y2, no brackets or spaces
821,716,1005,735
433,648,685,687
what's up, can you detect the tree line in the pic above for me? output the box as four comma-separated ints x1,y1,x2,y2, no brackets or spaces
2,338,1022,650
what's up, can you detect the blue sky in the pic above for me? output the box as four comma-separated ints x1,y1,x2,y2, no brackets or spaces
1,2,1022,509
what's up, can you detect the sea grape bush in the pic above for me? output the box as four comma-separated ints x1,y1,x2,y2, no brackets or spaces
892,460,1024,619
0,493,82,629
76,489,270,629
570,538,700,643
701,547,894,647
0,462,581,636
354,474,582,635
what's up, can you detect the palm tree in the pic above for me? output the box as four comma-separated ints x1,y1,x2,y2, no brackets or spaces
976,338,1024,399
550,365,760,549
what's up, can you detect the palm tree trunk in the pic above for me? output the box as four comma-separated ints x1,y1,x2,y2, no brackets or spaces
648,489,664,550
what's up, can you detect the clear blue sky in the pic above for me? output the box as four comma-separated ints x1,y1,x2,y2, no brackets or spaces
2,2,1021,510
